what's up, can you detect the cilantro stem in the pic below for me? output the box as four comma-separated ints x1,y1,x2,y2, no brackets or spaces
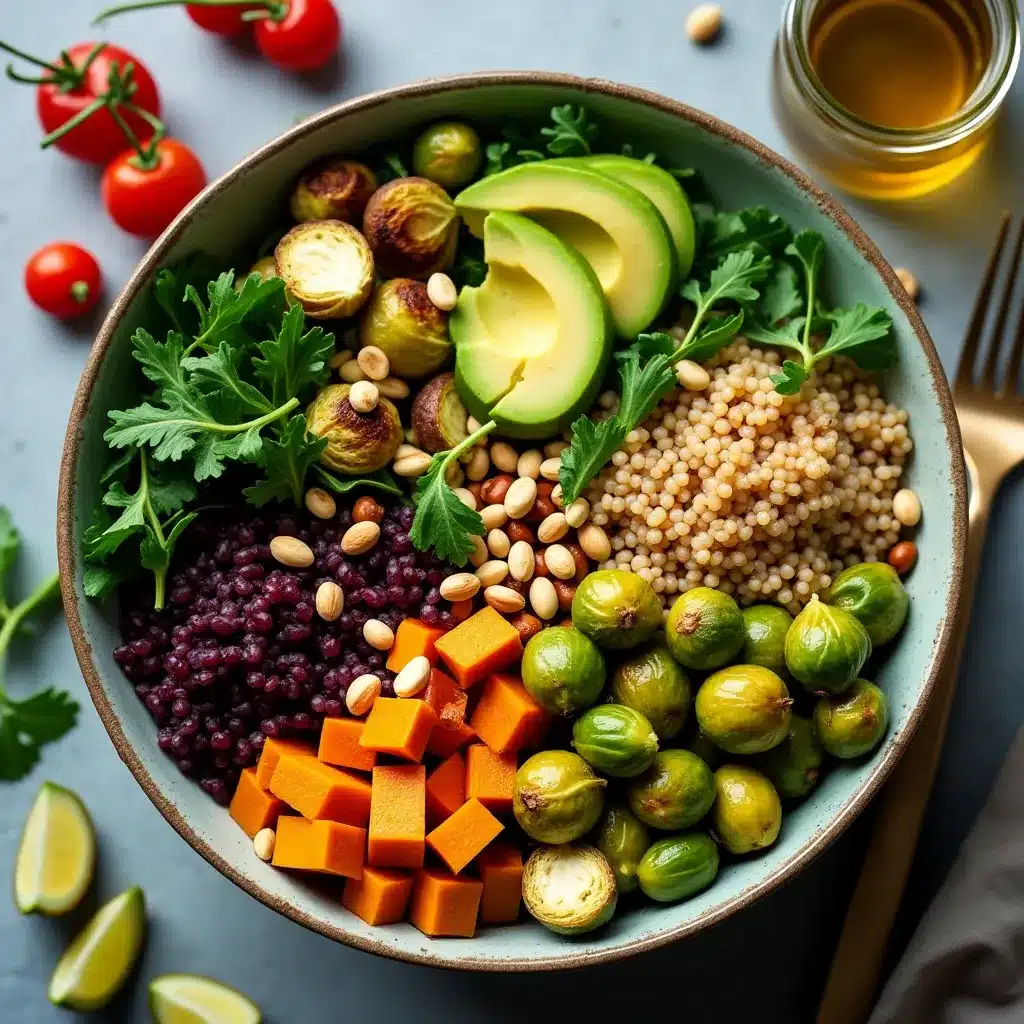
0,573,60,683
175,397,299,436
443,419,498,472
136,451,170,609
671,282,731,361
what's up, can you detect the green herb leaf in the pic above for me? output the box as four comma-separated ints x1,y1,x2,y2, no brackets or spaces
375,152,409,183
698,205,792,267
184,342,274,416
559,415,628,508
252,304,333,407
683,249,774,309
633,332,676,359
185,271,286,353
743,318,806,352
770,359,810,395
0,688,79,782
542,105,598,156
0,508,20,610
817,304,896,369
154,268,184,332
82,563,126,601
759,261,804,325
484,141,511,176
243,416,327,508
411,453,487,565
679,311,745,364
786,230,825,285
314,466,405,500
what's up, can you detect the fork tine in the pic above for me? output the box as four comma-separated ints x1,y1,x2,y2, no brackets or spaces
1000,289,1024,397
956,212,1012,388
981,218,1024,390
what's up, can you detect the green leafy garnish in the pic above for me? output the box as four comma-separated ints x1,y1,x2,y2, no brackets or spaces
374,152,409,183
314,466,405,501
541,105,598,156
0,508,74,781
243,416,327,508
694,204,792,273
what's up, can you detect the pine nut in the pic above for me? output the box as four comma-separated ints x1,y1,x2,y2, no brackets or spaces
339,358,366,383
577,523,612,562
253,828,276,862
676,359,711,391
376,376,410,400
467,415,483,436
468,534,489,568
504,477,538,519
895,267,920,301
551,484,565,509
270,535,314,568
545,544,577,580
507,540,536,582
357,345,390,380
529,576,559,620
394,655,431,697
327,349,351,370
686,3,722,43
363,618,395,651
893,488,922,526
484,585,526,614
347,674,381,716
348,379,380,413
480,504,508,531
440,572,481,601
341,520,381,555
393,452,433,477
446,462,464,488
465,446,490,482
544,440,568,459
487,529,511,558
427,272,458,311
454,487,478,510
565,498,590,529
517,449,543,479
490,441,519,473
395,443,425,460
304,487,337,520
537,512,569,544
315,581,345,621
539,457,562,481
475,559,510,587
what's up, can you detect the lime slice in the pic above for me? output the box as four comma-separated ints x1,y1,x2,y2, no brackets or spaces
14,781,96,916
48,886,146,1011
150,975,262,1024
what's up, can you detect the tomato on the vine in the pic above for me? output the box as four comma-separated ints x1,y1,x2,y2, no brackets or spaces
254,0,341,71
102,139,207,238
24,243,103,319
186,3,260,35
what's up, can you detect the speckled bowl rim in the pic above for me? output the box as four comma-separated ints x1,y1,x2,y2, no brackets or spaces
56,71,967,972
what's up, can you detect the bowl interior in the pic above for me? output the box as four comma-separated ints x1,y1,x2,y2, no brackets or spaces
60,76,964,970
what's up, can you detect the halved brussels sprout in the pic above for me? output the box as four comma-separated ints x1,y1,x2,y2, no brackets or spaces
611,644,691,741
826,562,909,647
754,716,824,799
522,845,617,936
275,220,375,320
665,587,745,671
412,121,483,190
290,158,377,224
695,664,794,755
410,372,468,453
571,569,662,650
362,177,459,280
306,383,403,474
571,704,659,778
513,750,607,844
359,277,452,378
813,679,889,759
595,803,650,894
711,765,782,855
785,594,871,696
627,749,715,831
636,832,719,903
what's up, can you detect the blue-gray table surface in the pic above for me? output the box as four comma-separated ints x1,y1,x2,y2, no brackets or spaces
2,1,1021,1020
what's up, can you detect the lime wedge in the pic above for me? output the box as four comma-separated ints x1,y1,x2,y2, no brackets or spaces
150,975,262,1024
14,781,96,916
48,886,146,1011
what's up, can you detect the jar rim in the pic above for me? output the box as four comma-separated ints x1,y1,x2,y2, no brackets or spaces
780,0,1021,155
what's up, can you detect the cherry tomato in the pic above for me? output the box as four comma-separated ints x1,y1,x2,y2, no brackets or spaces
186,3,260,35
36,43,160,165
255,0,341,72
102,139,207,238
24,243,102,319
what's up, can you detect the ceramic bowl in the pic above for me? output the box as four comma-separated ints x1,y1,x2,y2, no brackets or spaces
57,73,967,970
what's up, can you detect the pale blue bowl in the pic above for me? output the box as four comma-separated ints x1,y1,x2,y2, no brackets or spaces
57,73,967,970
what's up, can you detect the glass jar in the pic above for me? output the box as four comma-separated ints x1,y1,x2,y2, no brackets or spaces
773,0,1020,199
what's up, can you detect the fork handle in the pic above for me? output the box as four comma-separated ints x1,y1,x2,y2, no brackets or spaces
816,479,993,1024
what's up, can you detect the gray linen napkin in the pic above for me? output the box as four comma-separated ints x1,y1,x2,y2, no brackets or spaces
869,727,1024,1023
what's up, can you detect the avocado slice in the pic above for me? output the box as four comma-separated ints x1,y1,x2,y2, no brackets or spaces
452,211,613,439
456,163,675,339
551,155,695,279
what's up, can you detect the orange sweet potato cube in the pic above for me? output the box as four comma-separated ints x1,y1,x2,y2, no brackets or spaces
425,752,466,826
342,867,414,926
386,618,447,673
229,768,285,838
269,753,372,826
470,673,549,754
272,817,365,878
426,799,504,874
318,718,376,772
422,669,468,728
465,743,517,813
434,607,523,689
359,698,437,762
368,765,426,869
409,868,484,938
255,737,314,789
477,842,524,924
426,719,476,759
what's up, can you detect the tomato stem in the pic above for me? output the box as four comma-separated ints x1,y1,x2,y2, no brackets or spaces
0,39,105,90
70,281,91,305
94,0,290,25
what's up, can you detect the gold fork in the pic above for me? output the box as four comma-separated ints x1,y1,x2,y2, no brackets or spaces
818,212,1024,1024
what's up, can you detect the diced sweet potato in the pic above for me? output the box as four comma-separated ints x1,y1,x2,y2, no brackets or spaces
421,669,468,729
465,743,516,813
477,842,524,924
229,767,285,839
342,867,414,926
434,607,523,689
255,737,314,789
425,752,466,826
426,719,476,759
272,817,365,879
269,753,372,826
426,799,503,874
386,618,447,673
409,868,484,938
470,673,549,754
318,718,377,772
359,698,437,762
368,764,426,869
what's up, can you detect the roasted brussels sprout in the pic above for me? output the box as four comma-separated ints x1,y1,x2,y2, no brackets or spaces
813,679,889,759
637,832,719,903
411,121,483,190
513,750,607,844
711,765,782,855
627,749,716,831
826,562,909,647
595,803,651,894
785,594,872,696
521,626,606,718
241,255,278,285
522,845,617,935
571,569,662,650
741,605,794,674
358,277,452,378
665,587,745,671
571,704,659,778
695,665,794,756
275,220,375,319
362,177,459,279
754,716,824,799
611,644,691,741
306,383,403,474
410,372,468,453
290,158,377,224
